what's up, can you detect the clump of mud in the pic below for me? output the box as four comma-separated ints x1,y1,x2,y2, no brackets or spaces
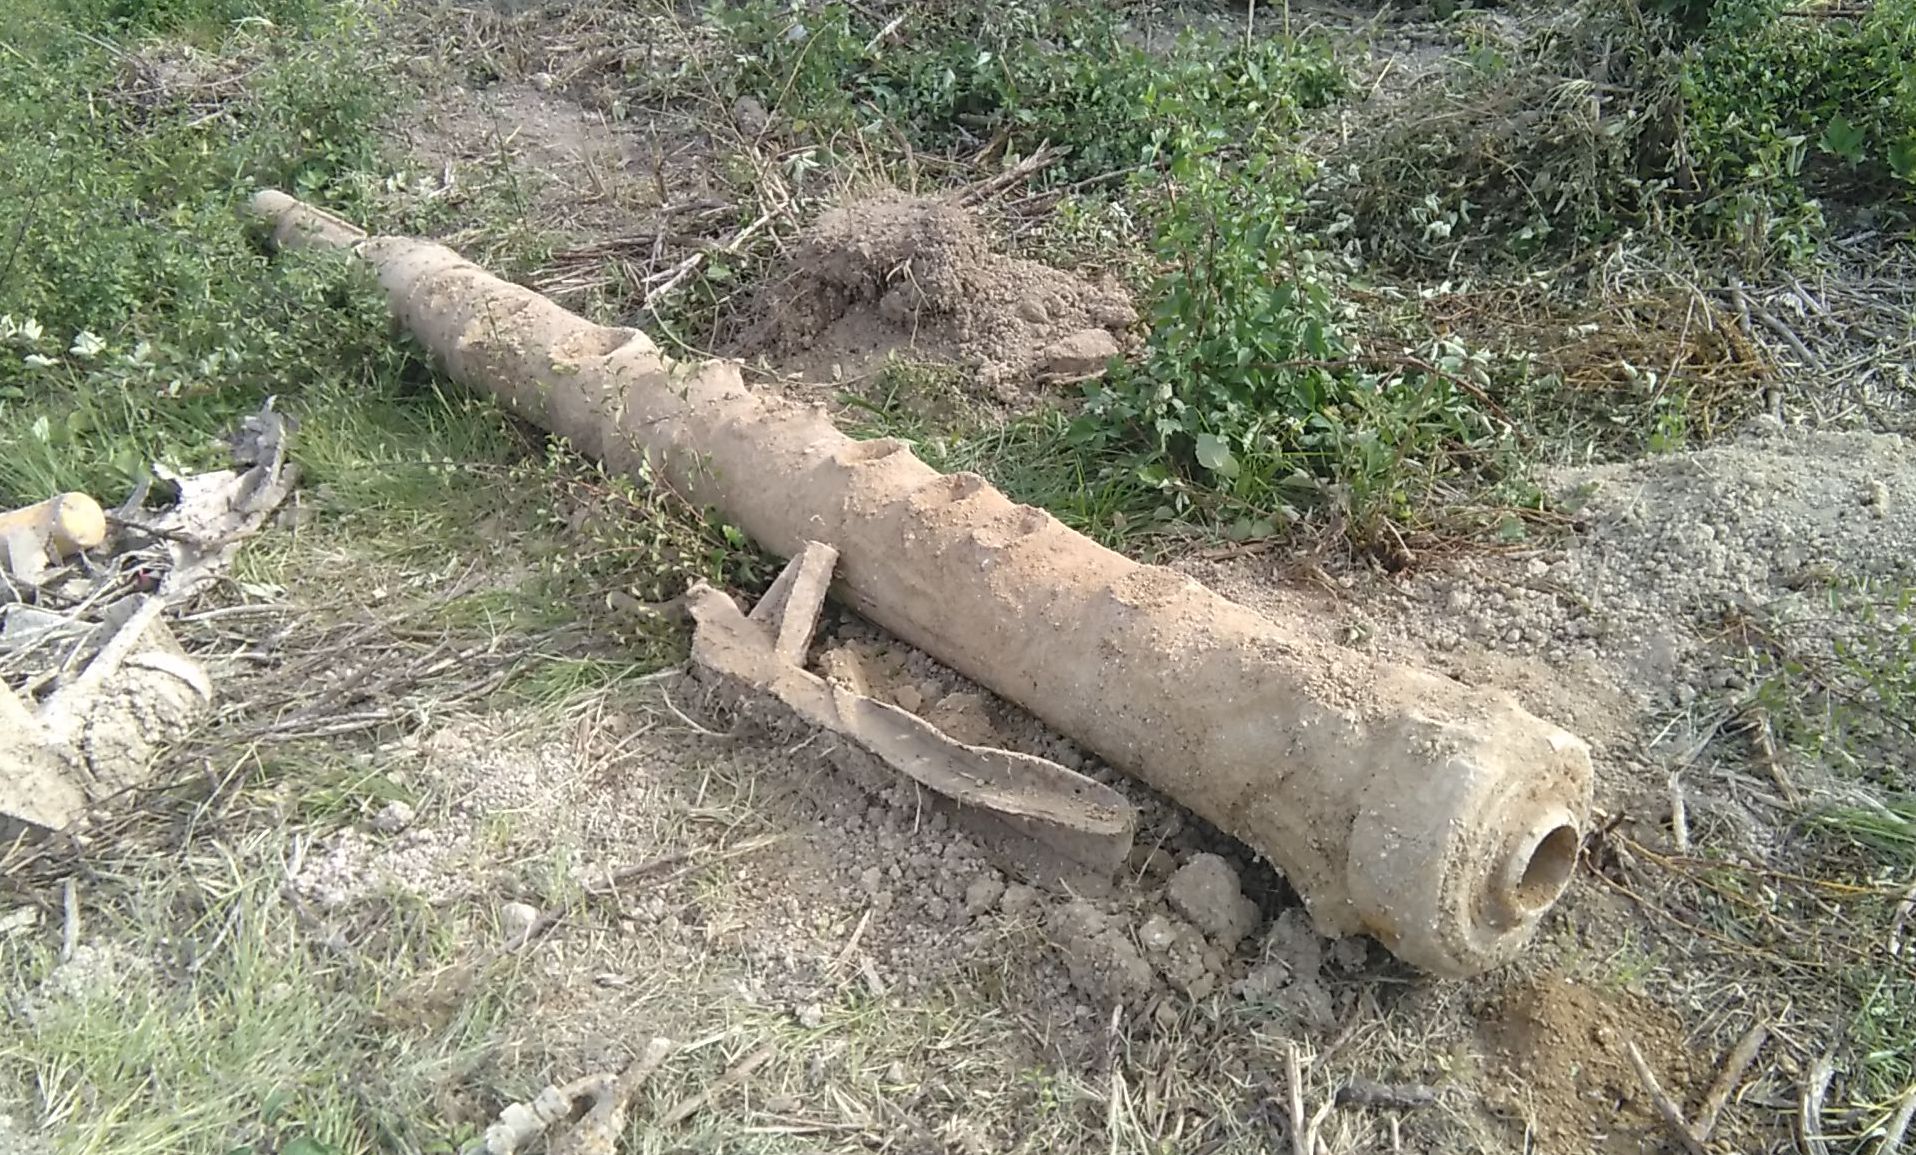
1478,975,1693,1153
738,191,1138,401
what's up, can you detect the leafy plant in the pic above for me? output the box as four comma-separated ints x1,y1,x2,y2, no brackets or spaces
1322,0,1916,267
0,0,398,501
716,0,1344,181
1077,150,1496,541
1681,0,1916,259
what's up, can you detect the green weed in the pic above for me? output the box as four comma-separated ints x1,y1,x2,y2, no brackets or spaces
0,0,399,501
1683,0,1916,260
1078,150,1502,542
717,0,1343,181
1324,0,1916,268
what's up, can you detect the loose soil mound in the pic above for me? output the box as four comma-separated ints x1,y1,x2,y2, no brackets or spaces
736,191,1138,402
1479,975,1693,1153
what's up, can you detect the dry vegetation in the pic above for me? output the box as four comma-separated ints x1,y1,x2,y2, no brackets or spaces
3,0,1916,1153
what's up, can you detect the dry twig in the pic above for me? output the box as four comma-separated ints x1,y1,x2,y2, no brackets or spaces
1285,1042,1309,1155
661,1041,776,1127
1692,1024,1767,1143
1878,1083,1916,1155
1801,1053,1837,1155
1626,1041,1708,1155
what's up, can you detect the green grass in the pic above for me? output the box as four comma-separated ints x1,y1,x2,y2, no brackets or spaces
1685,577,1916,1096
717,0,1343,184
1,852,524,1155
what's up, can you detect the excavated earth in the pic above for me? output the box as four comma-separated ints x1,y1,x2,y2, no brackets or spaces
732,192,1139,404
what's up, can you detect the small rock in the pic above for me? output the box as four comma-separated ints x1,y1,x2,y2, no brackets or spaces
370,799,416,834
1038,329,1121,379
528,71,556,92
1138,914,1178,952
884,1060,909,1085
732,94,770,137
1166,853,1260,949
764,1093,800,1114
964,875,1005,916
999,883,1041,918
1015,297,1050,324
891,684,925,713
796,1002,825,1029
499,901,540,942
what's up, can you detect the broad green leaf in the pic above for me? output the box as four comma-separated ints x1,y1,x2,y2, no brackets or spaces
1820,114,1867,163
1194,432,1240,478
1891,138,1916,181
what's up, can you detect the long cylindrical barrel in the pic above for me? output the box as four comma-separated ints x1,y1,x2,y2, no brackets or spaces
252,191,1592,977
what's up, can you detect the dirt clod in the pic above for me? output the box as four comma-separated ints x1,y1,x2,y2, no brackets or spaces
1166,853,1261,949
1480,975,1692,1153
739,191,1137,402
963,875,1005,916
1051,901,1154,1006
998,883,1042,918
1038,328,1121,379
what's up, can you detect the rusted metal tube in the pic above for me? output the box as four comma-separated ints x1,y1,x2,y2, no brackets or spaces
252,190,1592,977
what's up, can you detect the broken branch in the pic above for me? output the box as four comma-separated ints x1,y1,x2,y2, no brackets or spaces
1626,1041,1707,1155
1692,1024,1767,1143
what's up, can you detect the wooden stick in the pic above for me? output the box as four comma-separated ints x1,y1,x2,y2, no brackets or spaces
1692,1024,1767,1142
1801,1053,1836,1155
1668,770,1691,854
1878,1082,1916,1155
1889,879,1916,958
1334,1079,1439,1110
551,1036,677,1155
661,1041,776,1127
61,878,79,963
1286,1041,1309,1155
1626,1041,1707,1155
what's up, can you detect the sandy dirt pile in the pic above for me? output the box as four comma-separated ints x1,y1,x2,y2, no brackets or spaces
1477,975,1693,1152
1407,423,1916,703
737,191,1138,400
